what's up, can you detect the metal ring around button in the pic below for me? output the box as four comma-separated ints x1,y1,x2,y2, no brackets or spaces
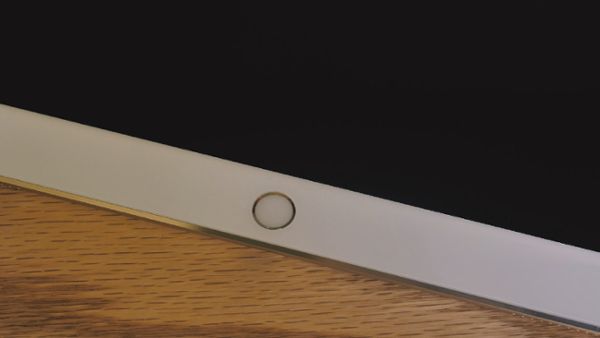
252,192,296,230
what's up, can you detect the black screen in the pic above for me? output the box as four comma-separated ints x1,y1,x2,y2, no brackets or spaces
2,3,599,251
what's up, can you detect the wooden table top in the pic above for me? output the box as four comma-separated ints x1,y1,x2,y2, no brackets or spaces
1,181,597,337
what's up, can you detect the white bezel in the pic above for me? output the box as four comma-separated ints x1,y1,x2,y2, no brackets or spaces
1,104,599,330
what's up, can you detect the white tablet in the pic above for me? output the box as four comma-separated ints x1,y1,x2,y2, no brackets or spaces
1,103,599,330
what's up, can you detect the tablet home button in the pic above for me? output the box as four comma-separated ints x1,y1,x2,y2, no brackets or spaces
253,192,295,230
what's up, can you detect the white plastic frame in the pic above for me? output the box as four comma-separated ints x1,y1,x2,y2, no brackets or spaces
1,104,599,329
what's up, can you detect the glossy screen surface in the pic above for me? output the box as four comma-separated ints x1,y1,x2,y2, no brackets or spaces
1,3,598,251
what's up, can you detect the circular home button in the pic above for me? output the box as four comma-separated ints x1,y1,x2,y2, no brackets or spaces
252,192,295,230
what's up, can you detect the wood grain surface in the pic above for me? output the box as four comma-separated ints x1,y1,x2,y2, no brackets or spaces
0,182,597,337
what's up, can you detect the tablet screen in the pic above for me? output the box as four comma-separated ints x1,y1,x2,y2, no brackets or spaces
1,3,598,252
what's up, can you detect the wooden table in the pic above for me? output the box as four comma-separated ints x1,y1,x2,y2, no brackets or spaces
1,181,597,337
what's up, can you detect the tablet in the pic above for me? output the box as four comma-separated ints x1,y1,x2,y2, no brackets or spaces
1,2,598,330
